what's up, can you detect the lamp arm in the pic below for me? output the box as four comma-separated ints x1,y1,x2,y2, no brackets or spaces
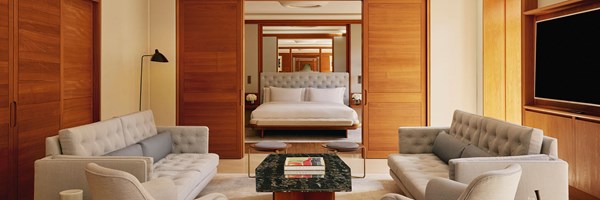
140,54,152,111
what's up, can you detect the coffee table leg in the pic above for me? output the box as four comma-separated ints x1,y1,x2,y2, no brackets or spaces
273,192,335,200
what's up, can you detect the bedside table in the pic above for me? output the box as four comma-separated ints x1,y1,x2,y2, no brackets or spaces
245,103,259,110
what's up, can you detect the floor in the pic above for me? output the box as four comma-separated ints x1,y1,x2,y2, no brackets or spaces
245,127,362,143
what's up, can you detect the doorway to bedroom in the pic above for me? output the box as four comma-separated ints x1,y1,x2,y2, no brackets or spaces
243,1,364,151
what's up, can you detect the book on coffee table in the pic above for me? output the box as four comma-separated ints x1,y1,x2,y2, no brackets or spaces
284,157,325,171
284,174,325,179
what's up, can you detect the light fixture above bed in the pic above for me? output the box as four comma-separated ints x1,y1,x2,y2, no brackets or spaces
279,1,329,8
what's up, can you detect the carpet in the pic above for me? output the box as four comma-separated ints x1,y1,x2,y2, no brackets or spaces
198,173,403,200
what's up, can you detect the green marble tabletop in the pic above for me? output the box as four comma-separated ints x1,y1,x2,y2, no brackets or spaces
255,153,352,192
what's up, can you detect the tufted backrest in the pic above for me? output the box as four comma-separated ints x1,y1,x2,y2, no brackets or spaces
58,118,127,156
260,72,350,105
449,110,483,144
477,117,543,156
118,110,158,145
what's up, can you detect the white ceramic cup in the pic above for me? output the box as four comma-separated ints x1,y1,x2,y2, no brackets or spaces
59,189,83,200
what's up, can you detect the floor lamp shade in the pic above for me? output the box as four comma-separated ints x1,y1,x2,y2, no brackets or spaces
140,49,169,111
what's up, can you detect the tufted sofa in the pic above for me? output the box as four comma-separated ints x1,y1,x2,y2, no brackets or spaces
388,110,568,200
34,110,218,200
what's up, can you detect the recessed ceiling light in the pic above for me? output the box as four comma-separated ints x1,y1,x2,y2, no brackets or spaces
279,1,328,9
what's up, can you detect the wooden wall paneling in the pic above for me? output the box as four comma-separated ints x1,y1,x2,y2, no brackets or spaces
505,0,522,124
178,0,243,158
320,53,331,72
278,53,292,72
523,110,576,185
483,0,506,120
363,0,427,158
0,0,10,198
16,0,62,198
61,0,94,129
574,119,600,199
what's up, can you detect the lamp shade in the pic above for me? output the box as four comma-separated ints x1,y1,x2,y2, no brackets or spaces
150,49,168,62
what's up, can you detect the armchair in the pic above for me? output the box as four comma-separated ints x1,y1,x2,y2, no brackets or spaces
381,164,522,200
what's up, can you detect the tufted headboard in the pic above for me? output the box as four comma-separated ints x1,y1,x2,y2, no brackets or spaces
261,72,350,105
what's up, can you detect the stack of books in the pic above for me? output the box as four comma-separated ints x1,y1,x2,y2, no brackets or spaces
283,157,326,178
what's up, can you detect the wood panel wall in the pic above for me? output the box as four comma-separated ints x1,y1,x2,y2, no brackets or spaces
177,0,244,159
482,0,523,124
363,0,428,158
0,0,10,198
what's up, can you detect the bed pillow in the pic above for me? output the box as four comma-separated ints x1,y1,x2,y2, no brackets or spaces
307,87,345,104
262,87,271,103
269,87,305,102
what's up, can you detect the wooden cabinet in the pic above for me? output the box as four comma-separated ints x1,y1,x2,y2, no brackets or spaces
574,120,600,198
363,0,428,158
177,0,244,159
2,0,98,198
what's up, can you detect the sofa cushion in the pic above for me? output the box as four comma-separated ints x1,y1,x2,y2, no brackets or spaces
449,110,483,144
154,153,219,173
119,110,158,145
139,132,173,163
432,131,467,164
478,117,543,156
151,170,206,200
460,144,492,158
388,154,449,200
105,144,143,156
59,118,127,156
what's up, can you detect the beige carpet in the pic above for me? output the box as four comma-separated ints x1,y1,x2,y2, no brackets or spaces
198,173,402,200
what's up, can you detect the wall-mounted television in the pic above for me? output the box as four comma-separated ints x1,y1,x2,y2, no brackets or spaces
535,8,600,107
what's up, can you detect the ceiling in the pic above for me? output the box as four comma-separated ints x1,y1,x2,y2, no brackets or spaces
245,1,362,20
263,26,346,34
278,39,333,48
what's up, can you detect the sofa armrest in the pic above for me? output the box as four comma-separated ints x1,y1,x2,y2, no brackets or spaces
158,126,209,154
141,177,178,200
34,156,153,200
398,127,449,154
449,157,568,200
380,193,414,200
425,178,467,200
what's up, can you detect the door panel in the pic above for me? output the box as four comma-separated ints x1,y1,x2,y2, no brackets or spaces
0,0,10,198
363,0,427,158
178,0,243,158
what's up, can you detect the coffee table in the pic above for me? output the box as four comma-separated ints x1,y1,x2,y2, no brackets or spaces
255,153,352,200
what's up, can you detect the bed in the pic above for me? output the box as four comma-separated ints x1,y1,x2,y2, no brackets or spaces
249,72,361,137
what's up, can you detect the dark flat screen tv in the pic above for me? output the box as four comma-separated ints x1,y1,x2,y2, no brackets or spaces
535,8,600,106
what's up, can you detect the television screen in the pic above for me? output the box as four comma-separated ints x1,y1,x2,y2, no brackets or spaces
535,8,600,106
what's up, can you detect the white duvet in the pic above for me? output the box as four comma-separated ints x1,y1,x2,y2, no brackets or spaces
250,102,360,124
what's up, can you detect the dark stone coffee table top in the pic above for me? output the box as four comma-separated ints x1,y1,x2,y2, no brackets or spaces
255,153,352,193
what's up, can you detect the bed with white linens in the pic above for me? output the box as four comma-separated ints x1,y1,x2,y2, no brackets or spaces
250,72,360,137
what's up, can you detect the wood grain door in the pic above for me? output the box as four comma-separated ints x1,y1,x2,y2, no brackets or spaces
363,0,428,158
15,0,62,198
61,0,95,129
177,0,244,158
0,0,11,198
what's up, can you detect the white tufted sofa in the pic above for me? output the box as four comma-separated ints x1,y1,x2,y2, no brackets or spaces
388,110,568,200
34,110,218,200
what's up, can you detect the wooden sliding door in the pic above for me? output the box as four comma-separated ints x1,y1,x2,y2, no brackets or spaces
177,0,244,158
0,0,11,198
363,0,428,158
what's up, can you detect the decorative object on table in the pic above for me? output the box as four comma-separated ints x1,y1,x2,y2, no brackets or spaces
59,189,83,200
246,93,257,104
284,157,325,171
139,49,169,111
351,93,362,105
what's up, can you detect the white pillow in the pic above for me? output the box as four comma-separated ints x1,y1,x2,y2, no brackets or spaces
307,87,346,104
262,87,271,103
269,87,305,102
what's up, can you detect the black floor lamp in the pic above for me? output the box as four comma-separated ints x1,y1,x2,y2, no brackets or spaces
139,49,169,111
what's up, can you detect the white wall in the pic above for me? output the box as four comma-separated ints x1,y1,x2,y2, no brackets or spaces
101,0,149,120
430,0,479,126
245,24,259,93
149,0,176,125
350,24,362,94
333,36,347,72
262,37,278,73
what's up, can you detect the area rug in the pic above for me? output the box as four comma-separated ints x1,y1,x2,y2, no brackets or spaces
198,173,402,200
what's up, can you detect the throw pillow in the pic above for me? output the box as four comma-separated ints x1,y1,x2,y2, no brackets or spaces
105,144,143,156
461,144,493,158
432,131,467,164
269,87,305,102
138,131,173,163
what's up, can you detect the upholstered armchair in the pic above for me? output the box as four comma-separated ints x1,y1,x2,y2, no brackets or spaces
381,164,522,200
85,163,227,200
